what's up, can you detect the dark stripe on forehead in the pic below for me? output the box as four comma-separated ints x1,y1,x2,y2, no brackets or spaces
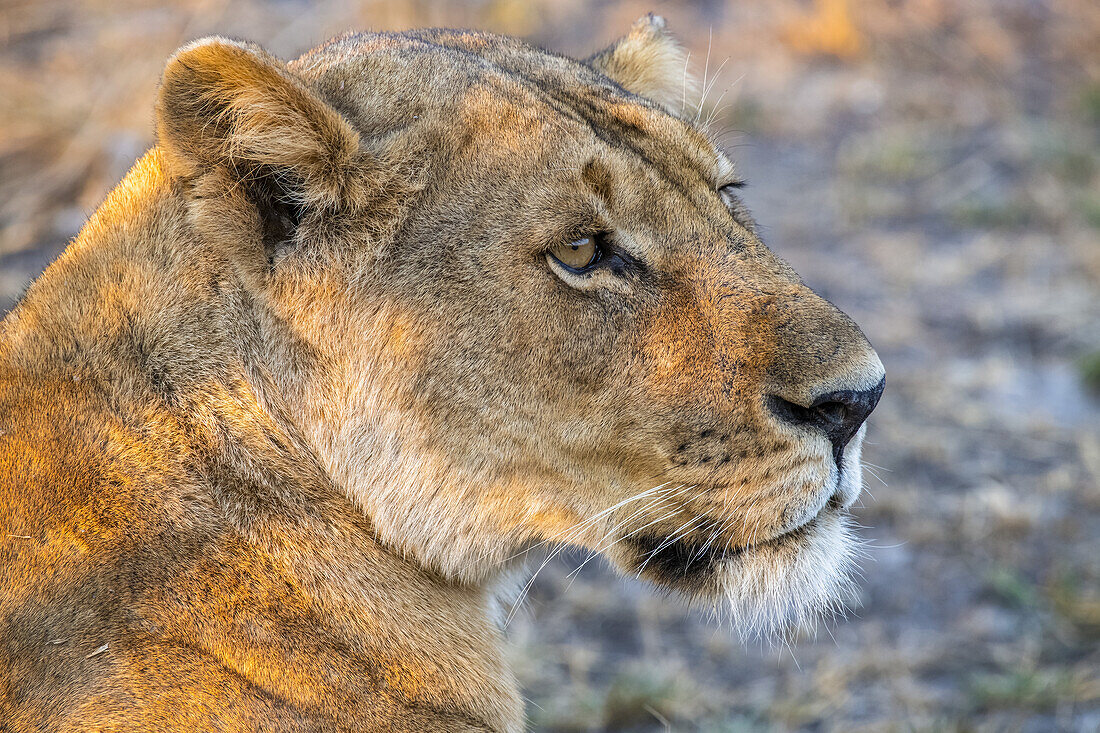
539,85,711,212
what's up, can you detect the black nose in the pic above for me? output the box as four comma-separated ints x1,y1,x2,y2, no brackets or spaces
768,377,885,463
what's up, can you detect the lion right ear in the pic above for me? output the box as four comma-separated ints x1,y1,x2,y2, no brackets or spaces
586,15,698,114
156,37,364,210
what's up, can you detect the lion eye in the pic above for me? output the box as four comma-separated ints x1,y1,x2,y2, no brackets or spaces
548,237,600,271
718,180,746,205
718,180,755,231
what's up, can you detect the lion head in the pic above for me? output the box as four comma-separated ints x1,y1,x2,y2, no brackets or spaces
155,15,884,638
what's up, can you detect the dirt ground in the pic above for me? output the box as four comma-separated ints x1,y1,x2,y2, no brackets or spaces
2,1,1099,730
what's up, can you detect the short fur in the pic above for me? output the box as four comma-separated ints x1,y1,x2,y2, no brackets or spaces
0,18,884,732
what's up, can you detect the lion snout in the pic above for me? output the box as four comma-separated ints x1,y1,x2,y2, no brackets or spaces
766,375,885,466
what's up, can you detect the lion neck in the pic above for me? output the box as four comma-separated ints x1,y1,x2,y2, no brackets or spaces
256,286,542,588
5,147,516,596
0,148,526,729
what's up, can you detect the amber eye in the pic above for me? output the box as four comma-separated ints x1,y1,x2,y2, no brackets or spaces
548,237,600,271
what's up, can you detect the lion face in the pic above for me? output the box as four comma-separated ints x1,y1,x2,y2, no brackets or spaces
157,17,883,636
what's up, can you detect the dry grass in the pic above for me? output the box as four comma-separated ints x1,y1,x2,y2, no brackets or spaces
2,0,1099,730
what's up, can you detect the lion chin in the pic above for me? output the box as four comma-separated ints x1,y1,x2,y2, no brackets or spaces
710,509,862,640
618,427,869,641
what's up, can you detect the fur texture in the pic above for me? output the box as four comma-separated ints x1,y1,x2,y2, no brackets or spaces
0,18,883,732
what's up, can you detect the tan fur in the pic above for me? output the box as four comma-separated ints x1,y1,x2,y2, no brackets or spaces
587,14,699,113
0,18,883,731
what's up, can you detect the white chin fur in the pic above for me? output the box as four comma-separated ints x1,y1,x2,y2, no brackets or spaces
710,509,864,641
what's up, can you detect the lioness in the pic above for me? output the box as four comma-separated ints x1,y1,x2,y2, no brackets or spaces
0,16,884,731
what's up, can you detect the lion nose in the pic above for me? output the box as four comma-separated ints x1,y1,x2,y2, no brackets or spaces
768,377,885,462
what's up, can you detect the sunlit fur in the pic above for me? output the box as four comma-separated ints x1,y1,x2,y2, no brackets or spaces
0,16,884,732
706,426,870,641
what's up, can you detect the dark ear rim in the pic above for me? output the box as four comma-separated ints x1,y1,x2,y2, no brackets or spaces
155,36,364,210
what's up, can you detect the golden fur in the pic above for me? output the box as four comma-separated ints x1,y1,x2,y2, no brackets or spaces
0,16,884,731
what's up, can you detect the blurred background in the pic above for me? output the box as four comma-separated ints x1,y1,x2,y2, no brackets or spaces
2,0,1099,730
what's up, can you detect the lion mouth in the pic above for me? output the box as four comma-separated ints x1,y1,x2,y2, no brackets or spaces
619,505,862,637
624,514,821,590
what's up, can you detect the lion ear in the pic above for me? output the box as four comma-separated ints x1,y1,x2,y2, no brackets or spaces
156,37,362,209
586,14,698,114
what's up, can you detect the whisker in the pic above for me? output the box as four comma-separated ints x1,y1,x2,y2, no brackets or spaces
635,513,708,575
501,481,675,563
566,489,698,581
680,50,692,118
696,55,729,124
503,481,689,625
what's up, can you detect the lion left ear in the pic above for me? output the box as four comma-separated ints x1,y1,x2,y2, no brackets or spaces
156,37,365,210
586,14,698,114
